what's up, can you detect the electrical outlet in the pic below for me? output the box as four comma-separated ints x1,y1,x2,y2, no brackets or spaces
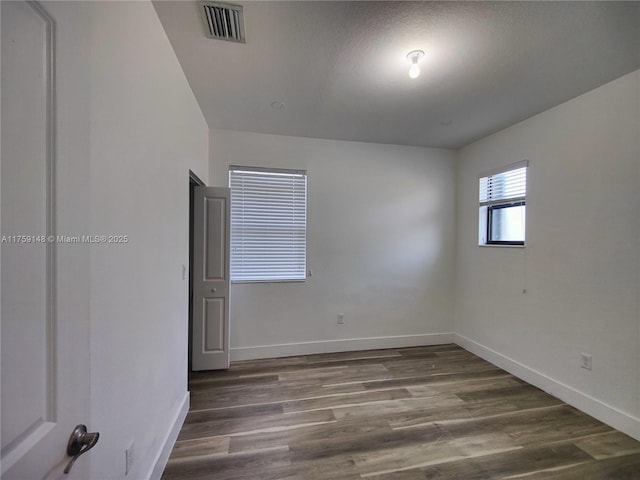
337,313,344,324
126,441,135,476
580,353,592,371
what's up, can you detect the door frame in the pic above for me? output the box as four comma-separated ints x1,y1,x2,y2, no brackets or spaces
188,170,205,372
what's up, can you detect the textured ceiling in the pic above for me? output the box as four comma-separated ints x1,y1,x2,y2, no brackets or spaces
154,1,640,149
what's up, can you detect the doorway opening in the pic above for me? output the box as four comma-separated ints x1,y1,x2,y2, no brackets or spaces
188,170,205,372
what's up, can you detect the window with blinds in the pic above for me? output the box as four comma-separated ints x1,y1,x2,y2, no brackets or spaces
229,166,307,282
478,161,528,246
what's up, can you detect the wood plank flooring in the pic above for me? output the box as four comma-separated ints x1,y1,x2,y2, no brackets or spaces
162,345,640,479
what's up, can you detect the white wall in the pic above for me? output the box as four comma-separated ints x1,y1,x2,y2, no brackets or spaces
210,130,456,359
86,2,209,478
455,70,640,439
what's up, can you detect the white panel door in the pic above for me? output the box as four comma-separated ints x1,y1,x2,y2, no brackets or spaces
192,187,231,370
1,2,92,479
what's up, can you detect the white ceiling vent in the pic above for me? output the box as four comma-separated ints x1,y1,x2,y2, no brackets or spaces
199,1,245,44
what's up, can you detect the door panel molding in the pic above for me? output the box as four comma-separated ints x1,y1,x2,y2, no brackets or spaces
0,0,57,473
203,298,225,352
204,197,226,281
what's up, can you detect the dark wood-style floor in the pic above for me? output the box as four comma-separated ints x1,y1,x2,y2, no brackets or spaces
162,345,640,479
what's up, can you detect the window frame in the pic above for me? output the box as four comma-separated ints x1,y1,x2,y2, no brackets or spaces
486,200,526,246
229,165,307,283
478,161,528,247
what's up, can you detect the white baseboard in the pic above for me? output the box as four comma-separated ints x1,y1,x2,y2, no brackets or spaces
230,333,455,361
455,334,640,441
147,391,190,480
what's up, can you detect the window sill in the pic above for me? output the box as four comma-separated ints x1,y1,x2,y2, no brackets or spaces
231,279,307,284
478,243,525,248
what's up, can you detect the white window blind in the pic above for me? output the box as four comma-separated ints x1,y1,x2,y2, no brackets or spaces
229,166,307,282
479,162,528,206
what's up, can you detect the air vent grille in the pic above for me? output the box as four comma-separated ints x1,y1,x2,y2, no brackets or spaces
199,1,245,43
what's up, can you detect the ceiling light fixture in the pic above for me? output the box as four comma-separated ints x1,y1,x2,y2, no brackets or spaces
406,50,425,79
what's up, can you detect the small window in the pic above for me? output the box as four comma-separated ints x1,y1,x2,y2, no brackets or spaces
229,166,307,282
478,161,528,246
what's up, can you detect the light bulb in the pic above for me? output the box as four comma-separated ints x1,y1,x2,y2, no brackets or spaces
406,50,425,80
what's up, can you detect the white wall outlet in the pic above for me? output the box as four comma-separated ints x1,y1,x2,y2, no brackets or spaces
126,441,135,475
580,353,592,371
337,313,344,324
